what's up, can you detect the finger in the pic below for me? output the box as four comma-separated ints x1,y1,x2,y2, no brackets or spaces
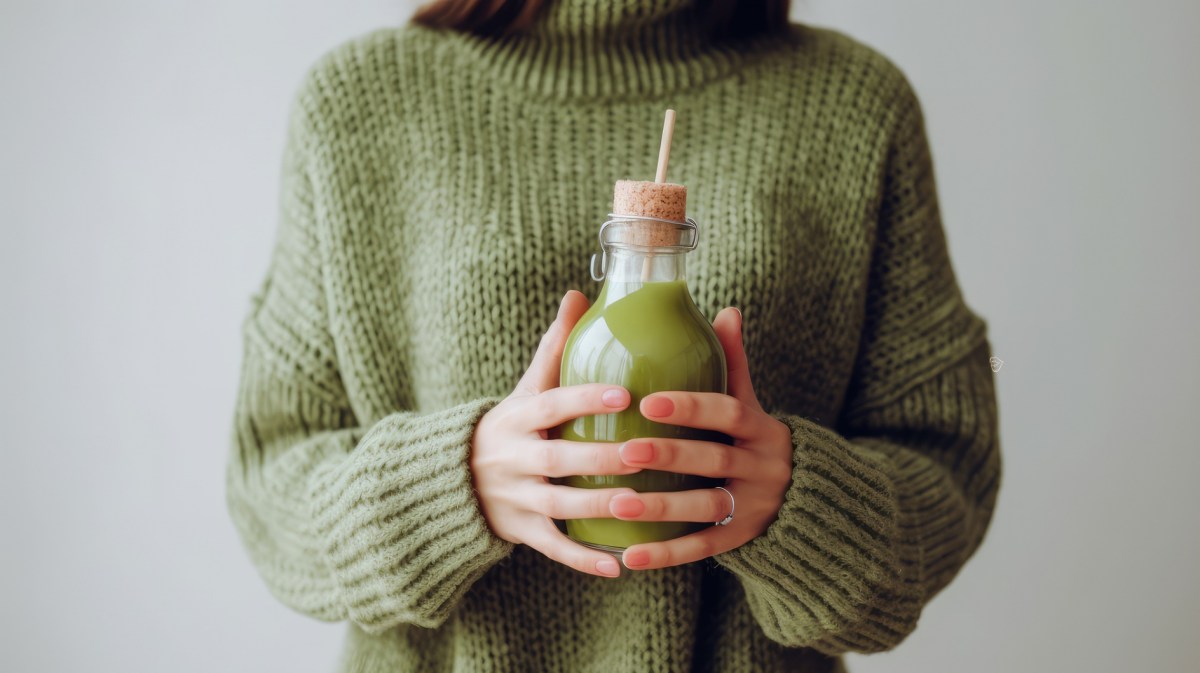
521,439,641,478
529,484,636,520
609,487,735,523
640,391,767,440
622,525,744,570
521,517,623,578
618,438,752,479
517,383,630,431
712,307,761,410
517,290,590,394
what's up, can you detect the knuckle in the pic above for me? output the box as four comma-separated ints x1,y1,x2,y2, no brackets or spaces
590,491,612,516
648,494,669,519
711,444,734,475
647,439,670,468
727,400,749,428
710,491,729,520
487,401,516,429
588,446,613,475
533,490,559,517
491,485,521,508
536,443,559,476
540,541,569,568
774,458,795,480
676,394,696,418
694,535,715,558
576,386,600,412
773,420,792,446
490,515,520,545
471,447,503,473
476,407,498,432
551,387,578,415
533,393,554,418
563,548,592,574
574,556,596,575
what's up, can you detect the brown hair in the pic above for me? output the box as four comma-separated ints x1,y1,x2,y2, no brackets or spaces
411,0,791,39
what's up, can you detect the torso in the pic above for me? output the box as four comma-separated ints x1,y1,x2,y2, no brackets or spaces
305,22,904,671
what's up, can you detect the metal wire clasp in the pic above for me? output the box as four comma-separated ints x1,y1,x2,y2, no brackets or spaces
588,213,699,281
589,249,609,282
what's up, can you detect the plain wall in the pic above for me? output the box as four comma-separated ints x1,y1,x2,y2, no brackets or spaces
1,1,1196,671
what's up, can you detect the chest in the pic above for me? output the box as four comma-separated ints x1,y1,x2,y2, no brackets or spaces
318,85,886,422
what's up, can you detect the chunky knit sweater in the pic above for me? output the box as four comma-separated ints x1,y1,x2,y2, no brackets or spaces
226,1,1001,671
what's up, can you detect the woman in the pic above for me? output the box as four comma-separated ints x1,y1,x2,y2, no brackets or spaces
226,0,1001,671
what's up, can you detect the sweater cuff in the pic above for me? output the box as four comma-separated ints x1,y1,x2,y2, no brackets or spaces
308,396,513,632
713,413,915,652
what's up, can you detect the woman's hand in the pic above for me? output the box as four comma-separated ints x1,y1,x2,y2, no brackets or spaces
610,307,795,571
471,290,638,578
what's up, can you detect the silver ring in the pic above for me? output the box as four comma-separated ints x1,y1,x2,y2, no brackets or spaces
713,486,735,526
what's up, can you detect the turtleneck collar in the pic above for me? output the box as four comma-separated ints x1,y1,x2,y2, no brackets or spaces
526,0,699,39
432,0,791,101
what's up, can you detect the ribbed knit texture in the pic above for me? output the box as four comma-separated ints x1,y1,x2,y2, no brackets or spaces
226,1,1001,671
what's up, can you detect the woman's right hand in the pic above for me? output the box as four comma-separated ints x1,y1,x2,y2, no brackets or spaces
471,290,639,578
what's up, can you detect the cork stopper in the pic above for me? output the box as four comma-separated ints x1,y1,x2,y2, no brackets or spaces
613,180,687,221
611,180,688,247
609,110,696,251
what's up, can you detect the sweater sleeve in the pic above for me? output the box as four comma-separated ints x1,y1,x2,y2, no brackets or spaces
713,76,1001,655
225,79,513,634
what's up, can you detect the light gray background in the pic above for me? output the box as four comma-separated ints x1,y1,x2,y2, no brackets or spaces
1,1,1197,671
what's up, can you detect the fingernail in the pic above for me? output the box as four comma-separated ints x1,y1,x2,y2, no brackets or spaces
596,558,620,577
733,306,743,327
610,494,646,518
623,550,650,568
620,441,654,464
642,396,674,418
601,388,629,408
556,293,571,320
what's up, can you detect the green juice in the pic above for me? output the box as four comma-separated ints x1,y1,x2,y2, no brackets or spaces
557,276,727,551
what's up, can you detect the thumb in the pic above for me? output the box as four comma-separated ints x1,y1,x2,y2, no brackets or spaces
517,290,590,394
713,307,761,410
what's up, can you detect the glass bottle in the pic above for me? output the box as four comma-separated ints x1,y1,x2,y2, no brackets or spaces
555,215,727,552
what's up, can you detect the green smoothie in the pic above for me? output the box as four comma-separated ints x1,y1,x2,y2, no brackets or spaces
557,275,727,551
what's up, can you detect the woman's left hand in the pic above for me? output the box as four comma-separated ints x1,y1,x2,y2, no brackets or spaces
611,307,795,571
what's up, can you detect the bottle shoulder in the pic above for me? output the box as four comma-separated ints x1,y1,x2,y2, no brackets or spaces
562,282,726,393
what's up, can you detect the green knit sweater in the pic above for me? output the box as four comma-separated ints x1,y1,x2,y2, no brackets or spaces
226,1,1001,671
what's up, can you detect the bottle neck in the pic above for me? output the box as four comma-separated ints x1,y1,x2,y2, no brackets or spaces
599,246,688,304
